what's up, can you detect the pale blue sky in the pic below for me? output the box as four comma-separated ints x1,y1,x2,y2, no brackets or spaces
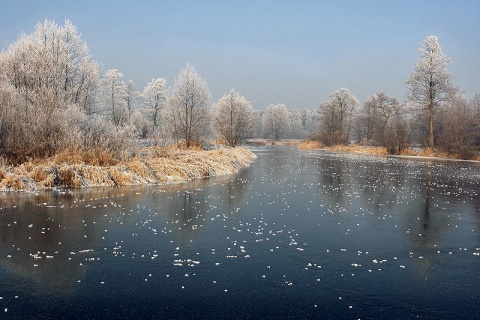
1,0,479,109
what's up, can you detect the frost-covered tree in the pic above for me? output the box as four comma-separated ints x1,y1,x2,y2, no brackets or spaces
261,104,291,140
102,69,128,126
143,78,167,134
0,19,100,160
212,89,254,147
130,110,151,139
407,36,456,149
289,111,306,139
169,63,211,147
252,110,264,138
318,88,358,145
125,80,140,116
304,109,321,137
354,97,380,144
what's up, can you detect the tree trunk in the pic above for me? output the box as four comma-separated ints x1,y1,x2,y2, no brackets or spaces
429,99,434,149
382,119,388,147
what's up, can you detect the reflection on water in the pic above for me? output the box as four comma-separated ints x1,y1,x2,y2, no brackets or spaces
0,147,479,319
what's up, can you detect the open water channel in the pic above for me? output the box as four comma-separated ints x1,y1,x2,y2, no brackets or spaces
0,147,479,319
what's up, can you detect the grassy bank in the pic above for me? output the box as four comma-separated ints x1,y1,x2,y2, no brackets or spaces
0,147,256,192
297,140,480,160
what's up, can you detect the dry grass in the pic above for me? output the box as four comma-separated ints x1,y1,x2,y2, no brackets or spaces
309,144,389,155
31,166,55,188
416,148,435,157
299,142,480,160
407,148,458,159
298,140,324,150
354,146,389,155
3,174,25,190
297,140,388,154
273,140,301,146
54,147,119,166
0,146,256,191
398,148,418,156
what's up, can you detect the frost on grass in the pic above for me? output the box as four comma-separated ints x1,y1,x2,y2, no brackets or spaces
0,147,256,191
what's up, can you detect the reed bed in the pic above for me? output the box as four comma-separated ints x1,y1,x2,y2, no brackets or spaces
0,147,256,191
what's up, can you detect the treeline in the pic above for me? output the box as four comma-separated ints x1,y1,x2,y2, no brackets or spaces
1,21,479,164
315,36,480,159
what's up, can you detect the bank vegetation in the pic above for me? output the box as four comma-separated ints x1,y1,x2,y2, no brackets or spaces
0,146,256,192
297,140,480,161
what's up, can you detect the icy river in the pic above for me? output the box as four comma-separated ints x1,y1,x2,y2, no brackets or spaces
0,147,479,319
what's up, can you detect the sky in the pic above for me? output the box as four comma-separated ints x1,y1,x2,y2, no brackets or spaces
1,0,479,110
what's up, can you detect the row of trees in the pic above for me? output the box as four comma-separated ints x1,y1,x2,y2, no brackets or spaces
315,36,480,158
1,20,479,162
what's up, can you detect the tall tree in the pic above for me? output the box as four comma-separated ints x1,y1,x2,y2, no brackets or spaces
102,69,128,126
143,78,167,133
169,63,211,147
261,104,291,140
318,88,358,145
212,89,254,147
407,35,455,149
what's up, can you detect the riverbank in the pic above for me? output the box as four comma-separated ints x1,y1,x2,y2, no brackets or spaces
297,140,480,161
0,147,256,192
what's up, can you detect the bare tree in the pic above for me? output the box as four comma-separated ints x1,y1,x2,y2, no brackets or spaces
261,104,291,141
366,92,405,147
318,88,358,145
212,89,254,147
169,63,211,147
355,97,379,144
437,96,477,158
470,93,480,148
407,35,456,149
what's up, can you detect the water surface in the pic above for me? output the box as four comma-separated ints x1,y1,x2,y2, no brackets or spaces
1,147,479,319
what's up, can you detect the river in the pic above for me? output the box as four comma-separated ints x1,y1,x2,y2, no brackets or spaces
0,147,479,319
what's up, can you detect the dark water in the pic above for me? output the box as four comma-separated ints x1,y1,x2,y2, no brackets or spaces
1,147,479,319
